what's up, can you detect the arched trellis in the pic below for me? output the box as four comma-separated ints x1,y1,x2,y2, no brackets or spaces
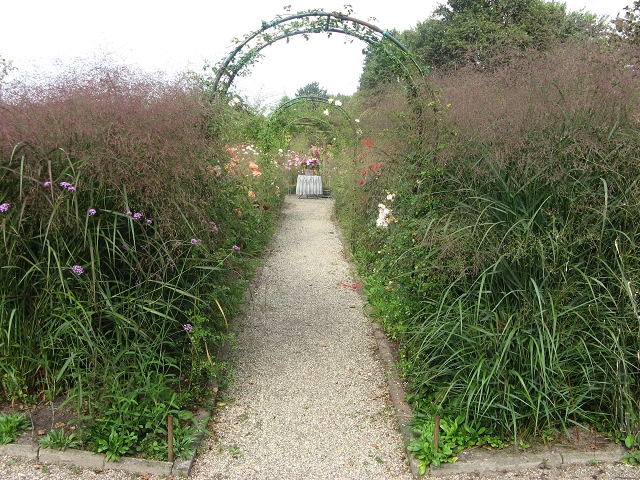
282,116,338,178
268,96,360,155
283,116,335,133
210,8,427,95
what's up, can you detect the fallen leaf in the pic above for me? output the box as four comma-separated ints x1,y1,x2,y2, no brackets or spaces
37,429,46,435
216,401,227,407
54,422,65,428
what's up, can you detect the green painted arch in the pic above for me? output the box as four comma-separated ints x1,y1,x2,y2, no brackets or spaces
283,116,334,132
269,96,360,154
281,116,338,176
211,9,426,94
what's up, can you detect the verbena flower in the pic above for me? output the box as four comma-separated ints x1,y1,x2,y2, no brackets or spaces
146,219,153,225
232,245,240,251
59,181,76,192
133,212,142,220
125,211,132,216
0,202,10,212
72,265,84,275
183,323,193,332
88,208,97,216
191,238,202,245
43,181,51,187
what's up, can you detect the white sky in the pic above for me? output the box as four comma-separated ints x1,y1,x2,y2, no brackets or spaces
1,0,630,108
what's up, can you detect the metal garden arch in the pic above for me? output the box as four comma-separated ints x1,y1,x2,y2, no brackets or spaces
210,8,429,95
268,96,360,153
209,7,440,152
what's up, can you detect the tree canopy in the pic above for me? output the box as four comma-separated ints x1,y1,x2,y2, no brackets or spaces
614,0,640,43
359,0,611,90
295,82,329,99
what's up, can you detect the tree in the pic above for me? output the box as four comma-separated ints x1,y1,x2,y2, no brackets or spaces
358,0,611,90
0,55,14,83
295,82,328,99
418,0,568,69
615,1,640,43
358,29,409,91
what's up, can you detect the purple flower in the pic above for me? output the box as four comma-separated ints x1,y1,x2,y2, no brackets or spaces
232,245,240,251
183,323,193,332
133,212,143,220
59,182,76,192
89,208,97,216
43,181,51,187
0,203,9,213
209,222,219,233
72,265,84,275
146,219,153,225
125,211,133,217
191,238,202,245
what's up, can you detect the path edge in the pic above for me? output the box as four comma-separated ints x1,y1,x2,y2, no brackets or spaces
330,203,422,478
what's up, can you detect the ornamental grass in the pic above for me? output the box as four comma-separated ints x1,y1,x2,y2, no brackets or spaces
338,39,640,444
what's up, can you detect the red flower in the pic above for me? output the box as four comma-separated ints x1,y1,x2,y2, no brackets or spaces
262,203,269,211
362,195,368,202
370,163,381,171
362,138,374,149
358,178,365,186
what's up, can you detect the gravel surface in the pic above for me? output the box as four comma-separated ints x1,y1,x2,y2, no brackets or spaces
190,195,413,479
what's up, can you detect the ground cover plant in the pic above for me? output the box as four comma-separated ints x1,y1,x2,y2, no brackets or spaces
334,37,640,471
0,61,284,459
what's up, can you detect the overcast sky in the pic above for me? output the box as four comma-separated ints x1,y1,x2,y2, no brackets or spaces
1,0,631,107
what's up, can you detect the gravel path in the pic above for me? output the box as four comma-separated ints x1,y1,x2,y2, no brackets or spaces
189,195,413,480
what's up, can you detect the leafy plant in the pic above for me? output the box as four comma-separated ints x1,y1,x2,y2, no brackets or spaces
408,412,505,473
95,427,138,462
0,412,31,445
39,428,82,451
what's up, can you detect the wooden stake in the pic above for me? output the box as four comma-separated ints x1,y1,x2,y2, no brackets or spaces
434,415,440,452
168,415,174,462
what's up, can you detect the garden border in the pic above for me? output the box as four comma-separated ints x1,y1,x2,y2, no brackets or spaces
354,259,628,479
0,395,217,477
